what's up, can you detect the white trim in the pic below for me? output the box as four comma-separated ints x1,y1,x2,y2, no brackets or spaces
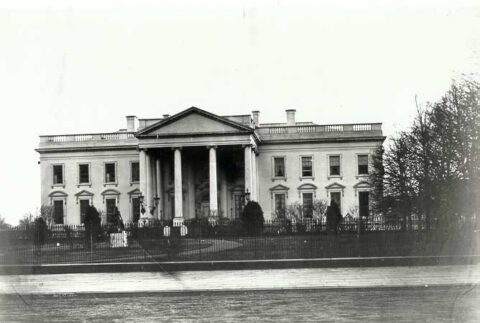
271,156,287,181
299,155,314,180
327,154,342,180
51,163,65,188
103,161,118,186
77,162,91,187
355,153,370,178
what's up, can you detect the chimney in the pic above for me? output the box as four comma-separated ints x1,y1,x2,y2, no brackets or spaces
286,109,296,126
126,115,137,132
252,110,260,127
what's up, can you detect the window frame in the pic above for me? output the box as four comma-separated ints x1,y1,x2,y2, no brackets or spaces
77,163,91,186
130,161,140,184
273,193,287,218
327,154,342,179
300,155,314,179
52,198,65,225
301,192,314,218
52,163,65,187
356,154,369,177
104,162,118,186
79,199,90,224
272,156,287,180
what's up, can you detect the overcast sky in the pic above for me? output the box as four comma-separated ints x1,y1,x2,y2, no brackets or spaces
0,0,479,224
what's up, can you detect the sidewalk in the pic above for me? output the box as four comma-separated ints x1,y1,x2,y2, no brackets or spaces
1,264,479,295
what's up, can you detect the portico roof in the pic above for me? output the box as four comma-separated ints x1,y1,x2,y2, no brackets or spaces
136,107,254,138
135,107,259,148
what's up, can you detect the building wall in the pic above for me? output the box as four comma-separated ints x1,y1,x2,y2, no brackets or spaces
40,149,140,225
257,141,381,219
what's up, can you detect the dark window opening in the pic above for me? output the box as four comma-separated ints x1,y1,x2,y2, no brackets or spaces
106,199,116,223
329,156,340,176
105,163,116,183
330,192,342,213
359,191,370,218
131,162,140,182
358,155,369,175
79,199,89,224
53,200,64,224
302,193,313,218
53,165,63,184
301,157,313,177
274,157,285,177
132,197,141,222
79,164,90,184
275,194,286,218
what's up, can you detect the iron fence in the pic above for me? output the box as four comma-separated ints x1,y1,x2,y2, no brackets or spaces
0,216,478,265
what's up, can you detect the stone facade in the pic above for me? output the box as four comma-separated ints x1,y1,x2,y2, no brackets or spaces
36,107,384,225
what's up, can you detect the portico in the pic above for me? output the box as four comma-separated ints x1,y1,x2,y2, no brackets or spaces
135,107,259,225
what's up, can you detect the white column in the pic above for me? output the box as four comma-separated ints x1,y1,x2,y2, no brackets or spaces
174,148,183,225
244,145,252,200
187,162,196,220
146,152,153,217
139,149,147,212
209,146,218,217
251,151,257,201
155,158,163,219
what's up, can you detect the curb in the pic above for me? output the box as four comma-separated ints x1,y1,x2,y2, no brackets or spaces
1,255,479,275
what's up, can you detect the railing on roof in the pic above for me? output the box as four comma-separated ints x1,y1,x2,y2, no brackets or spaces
40,132,136,143
259,123,382,135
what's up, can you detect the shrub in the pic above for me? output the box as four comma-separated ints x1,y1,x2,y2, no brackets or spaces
241,201,264,235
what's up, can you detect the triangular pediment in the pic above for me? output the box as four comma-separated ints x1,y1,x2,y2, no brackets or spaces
325,182,346,190
137,107,253,137
75,190,94,197
270,184,290,191
128,188,141,196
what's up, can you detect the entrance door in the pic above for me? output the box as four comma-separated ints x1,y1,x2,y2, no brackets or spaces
359,191,370,218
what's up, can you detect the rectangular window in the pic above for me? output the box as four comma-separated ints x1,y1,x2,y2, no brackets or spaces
79,164,90,184
273,157,285,178
301,157,313,177
53,165,64,185
132,197,141,223
329,156,341,176
53,200,64,224
274,194,286,218
105,163,116,183
330,192,342,213
302,193,313,218
79,200,89,224
358,155,369,175
131,162,140,183
106,198,116,223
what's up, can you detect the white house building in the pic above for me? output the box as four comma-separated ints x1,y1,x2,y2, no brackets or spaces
37,107,385,225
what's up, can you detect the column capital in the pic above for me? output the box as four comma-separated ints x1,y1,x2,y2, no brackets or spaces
207,145,218,149
171,146,183,151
